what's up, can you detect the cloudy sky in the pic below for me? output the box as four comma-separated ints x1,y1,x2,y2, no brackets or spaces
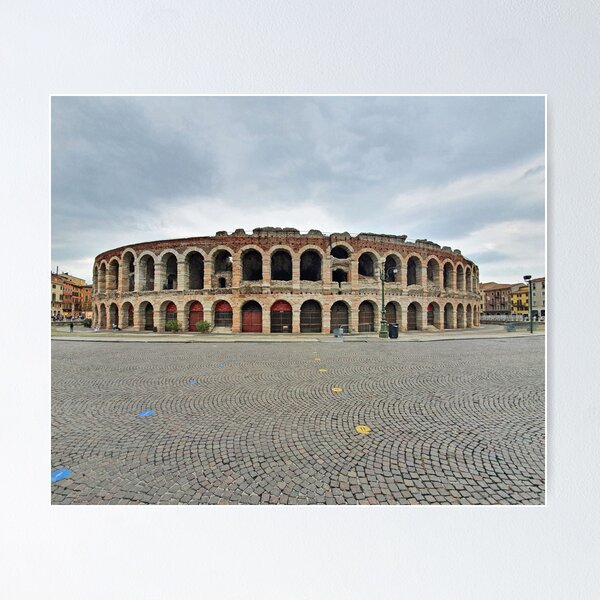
51,95,545,284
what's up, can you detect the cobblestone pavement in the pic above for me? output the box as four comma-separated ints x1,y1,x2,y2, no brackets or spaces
51,337,545,505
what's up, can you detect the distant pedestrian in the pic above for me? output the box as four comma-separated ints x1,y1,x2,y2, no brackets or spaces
69,322,74,333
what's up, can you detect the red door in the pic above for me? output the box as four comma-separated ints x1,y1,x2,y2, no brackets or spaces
188,301,204,331
242,301,262,332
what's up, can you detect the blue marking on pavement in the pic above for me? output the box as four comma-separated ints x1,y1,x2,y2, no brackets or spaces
189,379,198,385
138,409,155,417
52,468,71,483
217,363,225,368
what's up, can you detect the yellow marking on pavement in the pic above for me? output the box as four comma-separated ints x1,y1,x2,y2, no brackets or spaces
355,425,371,435
314,358,321,361
318,368,327,373
331,387,343,393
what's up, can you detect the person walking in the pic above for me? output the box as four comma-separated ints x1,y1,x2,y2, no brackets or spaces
69,321,74,333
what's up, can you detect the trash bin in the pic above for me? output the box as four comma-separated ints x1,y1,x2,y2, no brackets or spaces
334,327,344,338
388,323,399,339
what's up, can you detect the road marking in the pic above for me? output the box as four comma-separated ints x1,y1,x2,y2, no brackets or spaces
319,368,327,373
51,468,72,483
355,425,371,435
138,409,155,417
331,387,343,393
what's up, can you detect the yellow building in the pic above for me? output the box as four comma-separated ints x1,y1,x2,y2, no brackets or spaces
51,273,64,317
511,284,529,316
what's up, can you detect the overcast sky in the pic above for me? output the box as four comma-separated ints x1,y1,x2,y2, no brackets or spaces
51,95,545,284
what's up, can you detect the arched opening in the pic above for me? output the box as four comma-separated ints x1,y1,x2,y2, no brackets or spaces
271,250,292,281
242,300,262,333
109,303,119,328
108,259,119,291
330,301,349,333
427,259,440,287
163,253,178,290
358,301,376,332
214,300,233,329
213,250,232,288
407,302,422,331
385,302,397,324
123,252,135,291
300,250,321,281
187,252,204,290
300,300,322,333
457,304,465,328
456,265,464,291
188,301,204,332
407,257,421,286
165,301,177,323
139,255,155,291
465,267,472,292
93,265,98,294
332,268,348,283
270,300,292,333
93,305,99,326
385,256,399,281
99,304,107,329
427,302,441,328
98,263,107,293
466,304,473,328
142,302,154,331
443,262,453,289
331,245,349,259
358,252,375,277
444,303,453,329
242,249,263,281
122,302,134,328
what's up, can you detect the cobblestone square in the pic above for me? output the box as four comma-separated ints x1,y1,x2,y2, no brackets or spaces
51,337,545,505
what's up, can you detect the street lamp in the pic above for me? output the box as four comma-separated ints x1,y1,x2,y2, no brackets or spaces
523,275,533,334
378,261,398,338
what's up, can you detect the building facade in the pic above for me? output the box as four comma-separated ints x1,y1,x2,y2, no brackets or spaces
530,277,546,318
511,284,529,317
51,272,93,318
481,282,512,315
92,228,482,334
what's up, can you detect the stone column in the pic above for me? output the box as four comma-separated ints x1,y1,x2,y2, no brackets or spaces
421,264,428,289
231,304,241,333
262,254,271,293
418,303,428,331
134,261,141,292
322,256,332,292
178,260,189,291
98,268,106,293
322,304,331,334
398,302,407,332
450,269,456,292
262,305,270,333
231,256,241,290
204,259,213,290
399,265,408,289
349,301,359,333
292,256,300,294
154,263,166,291
350,257,359,292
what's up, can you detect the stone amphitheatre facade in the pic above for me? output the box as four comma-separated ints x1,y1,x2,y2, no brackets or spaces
92,228,481,334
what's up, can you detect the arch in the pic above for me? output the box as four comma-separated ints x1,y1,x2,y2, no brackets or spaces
121,301,134,328
358,252,377,277
99,303,107,329
98,262,107,293
109,302,119,328
457,303,465,328
407,256,422,286
384,255,400,281
300,250,322,281
108,258,120,291
407,301,422,331
444,303,454,329
161,252,178,290
240,300,263,333
139,301,154,331
300,300,322,333
187,251,204,290
358,300,376,332
427,301,441,329
122,251,135,291
331,245,349,259
164,301,178,323
465,267,472,292
426,257,441,288
443,261,454,289
139,254,155,291
212,249,232,288
213,300,233,328
188,300,204,332
270,300,292,333
330,301,350,333
456,264,465,291
93,265,98,294
241,249,263,281
271,249,292,281
93,305,99,326
466,304,473,328
385,301,400,324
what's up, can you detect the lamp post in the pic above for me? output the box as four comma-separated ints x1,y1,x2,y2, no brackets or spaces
523,275,533,333
378,262,398,338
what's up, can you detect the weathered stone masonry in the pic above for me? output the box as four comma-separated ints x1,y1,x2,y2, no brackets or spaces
92,228,482,333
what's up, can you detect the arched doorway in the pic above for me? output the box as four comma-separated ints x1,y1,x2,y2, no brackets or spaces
444,303,453,329
188,301,204,332
271,300,292,333
271,250,292,281
109,303,119,328
427,302,440,328
300,250,322,281
330,301,349,333
457,304,465,328
99,304,107,329
466,304,473,328
242,301,262,333
214,300,233,329
300,300,322,333
407,302,421,330
358,301,375,332
165,301,177,323
121,302,134,329
142,302,154,331
242,250,263,281
385,302,397,324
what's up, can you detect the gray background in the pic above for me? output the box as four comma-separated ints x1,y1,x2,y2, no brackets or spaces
2,1,598,598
